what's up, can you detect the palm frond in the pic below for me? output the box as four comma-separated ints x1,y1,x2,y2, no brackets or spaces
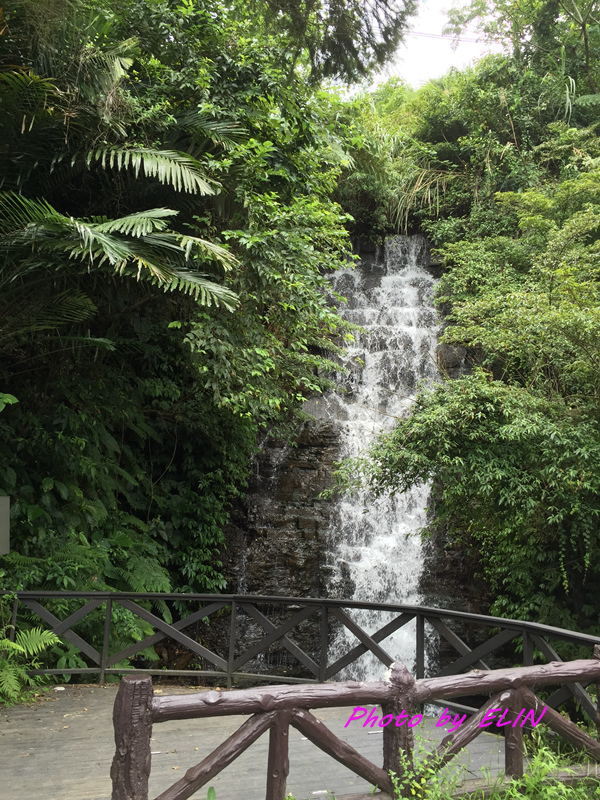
84,148,217,195
391,165,457,233
91,208,175,236
0,193,239,309
175,110,247,151
0,70,60,104
0,192,63,235
1,290,97,341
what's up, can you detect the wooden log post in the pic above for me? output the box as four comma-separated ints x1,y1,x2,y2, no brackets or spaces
505,687,525,779
266,709,290,800
382,662,417,794
111,675,154,800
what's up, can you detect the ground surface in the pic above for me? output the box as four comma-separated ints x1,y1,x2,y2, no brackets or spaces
0,683,506,800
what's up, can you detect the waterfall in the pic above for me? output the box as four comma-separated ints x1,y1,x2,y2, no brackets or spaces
309,235,440,680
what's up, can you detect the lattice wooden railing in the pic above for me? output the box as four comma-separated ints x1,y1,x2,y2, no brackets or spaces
111,655,600,800
4,591,600,722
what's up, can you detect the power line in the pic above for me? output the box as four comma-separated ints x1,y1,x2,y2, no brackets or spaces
406,30,484,43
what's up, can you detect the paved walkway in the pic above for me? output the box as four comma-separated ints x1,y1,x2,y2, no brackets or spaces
1,684,505,800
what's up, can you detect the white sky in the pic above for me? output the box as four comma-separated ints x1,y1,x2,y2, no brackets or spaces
379,0,505,88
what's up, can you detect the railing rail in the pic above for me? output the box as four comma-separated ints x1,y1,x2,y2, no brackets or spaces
4,591,600,721
111,655,600,800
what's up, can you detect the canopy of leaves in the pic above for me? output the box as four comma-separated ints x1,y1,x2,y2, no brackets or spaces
0,0,367,633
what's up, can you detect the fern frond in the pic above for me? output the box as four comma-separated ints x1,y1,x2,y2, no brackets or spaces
0,662,23,700
14,627,60,656
574,94,600,107
0,640,26,656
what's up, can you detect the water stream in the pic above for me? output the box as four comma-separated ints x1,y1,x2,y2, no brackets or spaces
309,235,440,680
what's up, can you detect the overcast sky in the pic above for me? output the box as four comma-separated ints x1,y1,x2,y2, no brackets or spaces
379,0,505,88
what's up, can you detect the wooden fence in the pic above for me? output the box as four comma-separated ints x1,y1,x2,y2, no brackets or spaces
5,591,600,721
111,654,600,800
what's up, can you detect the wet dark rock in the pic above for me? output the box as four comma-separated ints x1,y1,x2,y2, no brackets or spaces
224,419,340,600
436,343,466,378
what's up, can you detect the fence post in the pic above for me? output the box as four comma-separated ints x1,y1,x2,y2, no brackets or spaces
266,709,290,800
382,661,417,793
522,630,534,667
110,674,154,800
319,604,328,682
100,598,112,685
594,644,600,735
415,614,425,680
8,595,18,642
227,601,237,689
505,687,525,778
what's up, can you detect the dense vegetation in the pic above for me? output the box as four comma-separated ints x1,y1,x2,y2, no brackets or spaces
0,0,379,596
334,0,600,639
0,0,416,664
5,0,600,671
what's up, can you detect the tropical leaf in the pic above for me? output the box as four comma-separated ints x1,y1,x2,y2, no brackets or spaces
83,148,217,195
0,193,239,309
175,110,247,151
15,627,60,657
0,663,23,700
574,93,600,107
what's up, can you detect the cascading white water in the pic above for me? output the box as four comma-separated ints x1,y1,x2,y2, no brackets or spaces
310,235,440,680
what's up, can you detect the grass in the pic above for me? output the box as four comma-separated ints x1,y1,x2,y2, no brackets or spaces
388,736,600,800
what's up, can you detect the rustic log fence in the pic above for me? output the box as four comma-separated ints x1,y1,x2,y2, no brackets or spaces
111,655,600,800
4,591,600,721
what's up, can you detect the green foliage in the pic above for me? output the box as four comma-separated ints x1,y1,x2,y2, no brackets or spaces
0,394,18,414
390,738,470,799
338,369,600,628
0,620,59,704
0,0,362,630
323,0,600,639
390,743,600,798
242,0,417,83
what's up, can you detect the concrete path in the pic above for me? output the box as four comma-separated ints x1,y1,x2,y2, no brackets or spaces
0,684,505,800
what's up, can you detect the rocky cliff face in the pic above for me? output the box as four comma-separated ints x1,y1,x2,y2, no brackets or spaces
223,420,341,599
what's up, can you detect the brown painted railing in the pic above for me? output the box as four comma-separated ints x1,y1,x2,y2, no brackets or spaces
111,656,600,800
4,591,600,721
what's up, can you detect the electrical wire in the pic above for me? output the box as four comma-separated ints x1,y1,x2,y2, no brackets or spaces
406,30,483,43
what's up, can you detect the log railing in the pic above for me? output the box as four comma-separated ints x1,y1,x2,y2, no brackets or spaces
5,591,600,721
111,655,600,800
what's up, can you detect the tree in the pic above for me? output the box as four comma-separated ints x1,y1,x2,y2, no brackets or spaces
0,0,356,612
260,0,418,82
